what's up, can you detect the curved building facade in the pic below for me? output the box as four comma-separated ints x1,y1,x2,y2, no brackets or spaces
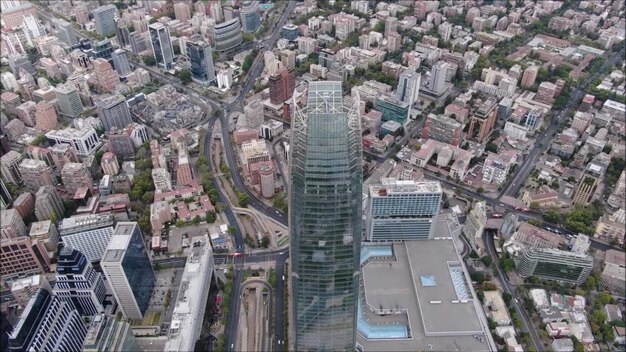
214,18,243,52
517,247,593,284
289,81,362,351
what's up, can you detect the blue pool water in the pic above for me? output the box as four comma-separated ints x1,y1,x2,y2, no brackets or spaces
259,4,273,9
360,245,392,264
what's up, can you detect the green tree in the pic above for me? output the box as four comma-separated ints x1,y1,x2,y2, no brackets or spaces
141,191,154,204
529,202,540,210
177,69,192,84
582,275,597,291
227,226,236,234
481,256,493,267
236,191,248,208
543,209,561,224
485,143,499,153
260,235,270,248
502,292,513,306
500,257,515,272
175,219,186,227
205,211,216,223
192,215,200,225
142,55,156,66
596,292,612,305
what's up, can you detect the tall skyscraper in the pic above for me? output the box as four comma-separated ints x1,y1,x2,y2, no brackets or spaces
93,58,120,93
366,179,442,241
96,94,132,132
289,81,362,350
92,4,117,37
240,0,260,33
8,289,87,352
101,222,156,320
149,23,175,70
53,247,107,316
111,49,131,77
187,40,216,84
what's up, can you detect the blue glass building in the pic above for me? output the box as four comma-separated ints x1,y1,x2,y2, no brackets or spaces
101,222,155,320
289,81,362,351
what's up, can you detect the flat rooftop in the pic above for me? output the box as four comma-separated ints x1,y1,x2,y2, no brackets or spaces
164,236,214,352
358,220,492,352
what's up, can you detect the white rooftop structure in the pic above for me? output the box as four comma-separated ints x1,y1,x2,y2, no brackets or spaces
164,235,215,352
371,178,442,194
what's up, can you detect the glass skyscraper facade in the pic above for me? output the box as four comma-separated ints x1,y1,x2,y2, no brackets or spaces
289,81,362,351
101,222,156,320
148,23,174,70
187,40,216,84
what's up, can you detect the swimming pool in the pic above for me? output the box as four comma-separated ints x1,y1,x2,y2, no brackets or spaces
360,245,392,264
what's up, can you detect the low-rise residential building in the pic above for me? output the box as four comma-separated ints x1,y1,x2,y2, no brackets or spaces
521,186,559,208
483,291,511,326
601,250,625,296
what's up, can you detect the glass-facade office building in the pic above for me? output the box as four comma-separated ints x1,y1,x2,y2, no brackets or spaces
367,179,442,241
516,248,593,284
148,23,174,70
187,40,216,84
101,222,156,320
289,81,362,351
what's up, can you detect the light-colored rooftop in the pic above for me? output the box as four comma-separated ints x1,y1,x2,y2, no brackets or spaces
164,235,214,352
358,220,492,351
370,178,442,195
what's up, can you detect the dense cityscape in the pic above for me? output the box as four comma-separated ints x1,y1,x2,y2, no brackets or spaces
0,0,624,351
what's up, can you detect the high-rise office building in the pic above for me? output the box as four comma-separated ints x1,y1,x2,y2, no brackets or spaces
516,248,593,285
53,247,107,316
396,70,421,107
35,185,64,222
59,213,116,262
149,23,175,70
92,4,117,37
8,289,87,352
269,68,295,104
96,94,132,132
214,18,243,52
53,19,77,47
111,49,132,77
366,179,442,241
187,40,216,84
34,100,58,132
240,1,260,33
54,84,84,118
101,222,156,320
1,236,50,286
289,81,362,350
429,61,449,94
